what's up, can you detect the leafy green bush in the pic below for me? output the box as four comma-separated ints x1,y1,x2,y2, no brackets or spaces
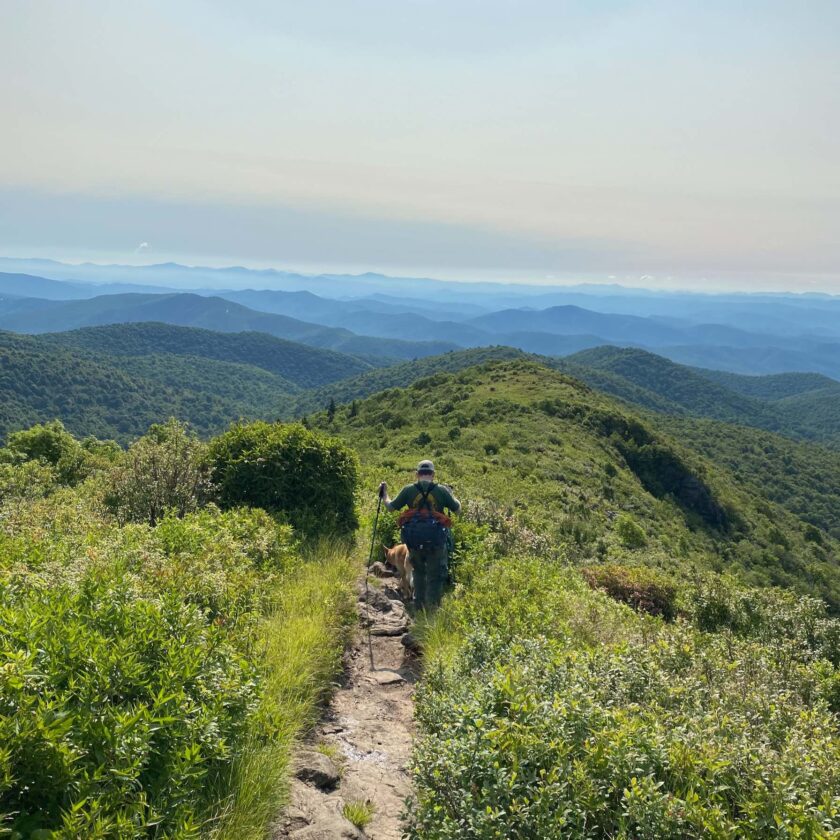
582,563,678,619
614,512,647,548
105,418,213,526
2,419,117,486
0,480,300,837
411,627,840,839
208,421,358,538
0,579,257,837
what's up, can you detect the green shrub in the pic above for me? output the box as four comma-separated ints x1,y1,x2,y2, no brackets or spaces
0,579,257,837
614,512,647,548
0,477,302,837
208,421,358,538
2,420,115,486
105,418,212,525
582,563,678,619
5,419,78,467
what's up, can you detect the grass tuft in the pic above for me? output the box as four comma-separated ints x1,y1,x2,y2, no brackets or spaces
342,799,375,830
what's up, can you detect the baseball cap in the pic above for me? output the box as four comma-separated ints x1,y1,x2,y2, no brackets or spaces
416,459,435,474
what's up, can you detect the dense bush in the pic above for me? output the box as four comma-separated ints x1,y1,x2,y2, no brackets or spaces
208,421,359,538
582,563,677,618
2,419,119,486
105,419,213,525
411,629,840,839
614,512,647,548
0,472,301,837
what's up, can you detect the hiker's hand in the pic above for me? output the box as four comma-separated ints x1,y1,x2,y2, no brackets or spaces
378,482,387,499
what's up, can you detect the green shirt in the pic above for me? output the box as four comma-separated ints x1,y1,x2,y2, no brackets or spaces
388,481,461,515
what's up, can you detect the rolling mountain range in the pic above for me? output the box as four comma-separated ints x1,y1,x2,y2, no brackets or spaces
3,317,839,453
2,267,839,377
0,289,456,362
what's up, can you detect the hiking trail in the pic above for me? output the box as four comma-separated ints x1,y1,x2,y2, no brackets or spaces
273,562,417,840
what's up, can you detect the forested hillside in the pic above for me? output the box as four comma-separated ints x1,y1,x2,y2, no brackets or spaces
39,322,375,386
0,324,411,440
563,346,840,446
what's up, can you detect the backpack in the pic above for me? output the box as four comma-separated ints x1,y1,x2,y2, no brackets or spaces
399,482,449,550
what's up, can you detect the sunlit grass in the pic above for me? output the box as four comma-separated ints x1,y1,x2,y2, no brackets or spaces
210,540,358,839
342,799,375,830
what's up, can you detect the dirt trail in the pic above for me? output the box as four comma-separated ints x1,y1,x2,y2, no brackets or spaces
273,564,417,840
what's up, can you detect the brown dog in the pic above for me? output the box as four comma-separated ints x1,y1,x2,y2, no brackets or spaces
383,543,414,601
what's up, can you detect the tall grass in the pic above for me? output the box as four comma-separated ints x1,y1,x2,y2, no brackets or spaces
209,541,358,839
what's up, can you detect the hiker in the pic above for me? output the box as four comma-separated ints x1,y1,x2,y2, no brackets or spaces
379,460,461,612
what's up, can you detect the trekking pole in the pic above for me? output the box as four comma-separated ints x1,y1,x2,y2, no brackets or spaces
364,489,384,663
365,492,383,599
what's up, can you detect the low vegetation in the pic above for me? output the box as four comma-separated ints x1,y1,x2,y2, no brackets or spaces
408,514,840,838
0,419,359,838
312,359,840,836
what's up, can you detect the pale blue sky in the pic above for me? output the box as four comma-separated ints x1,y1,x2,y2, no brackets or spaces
1,1,838,289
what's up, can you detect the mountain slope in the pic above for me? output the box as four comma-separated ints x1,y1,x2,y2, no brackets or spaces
562,347,776,424
292,346,530,415
315,359,840,607
560,346,840,446
0,331,299,441
696,367,840,400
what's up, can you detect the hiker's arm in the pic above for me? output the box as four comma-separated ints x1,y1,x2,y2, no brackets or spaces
383,485,408,512
441,485,461,514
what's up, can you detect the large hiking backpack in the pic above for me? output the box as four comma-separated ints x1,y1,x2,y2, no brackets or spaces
399,483,449,550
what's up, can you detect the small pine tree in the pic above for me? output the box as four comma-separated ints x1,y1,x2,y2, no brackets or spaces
327,398,337,423
349,400,358,418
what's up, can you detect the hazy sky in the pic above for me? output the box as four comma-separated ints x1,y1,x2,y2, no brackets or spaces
2,1,839,290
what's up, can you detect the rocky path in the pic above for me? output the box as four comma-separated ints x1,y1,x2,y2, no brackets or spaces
273,563,417,840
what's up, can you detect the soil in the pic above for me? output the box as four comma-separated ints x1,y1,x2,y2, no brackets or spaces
273,565,418,840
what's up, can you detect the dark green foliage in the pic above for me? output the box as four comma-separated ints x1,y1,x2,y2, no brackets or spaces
42,322,372,387
582,563,677,618
559,346,840,448
208,421,359,538
663,416,840,540
619,440,729,529
0,330,297,441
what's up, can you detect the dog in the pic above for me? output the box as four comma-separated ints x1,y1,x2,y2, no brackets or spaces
382,543,414,601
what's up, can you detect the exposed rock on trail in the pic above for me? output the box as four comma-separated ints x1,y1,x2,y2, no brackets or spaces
273,566,417,840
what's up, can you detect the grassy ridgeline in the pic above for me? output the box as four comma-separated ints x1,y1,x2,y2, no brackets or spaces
315,360,840,607
311,359,840,836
